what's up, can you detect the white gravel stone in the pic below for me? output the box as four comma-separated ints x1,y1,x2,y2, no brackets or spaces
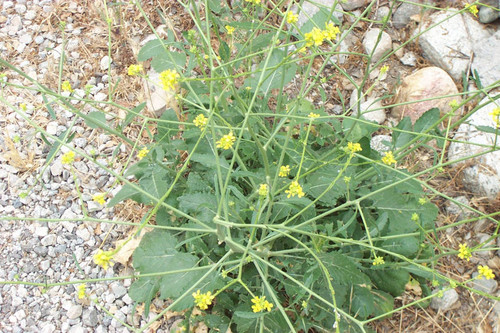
15,4,27,14
352,98,386,124
67,304,83,320
471,272,498,294
19,34,32,44
46,121,58,135
50,160,63,177
40,234,56,246
34,226,49,237
471,30,500,88
100,56,110,71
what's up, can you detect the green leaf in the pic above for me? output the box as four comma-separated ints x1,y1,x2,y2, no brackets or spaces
393,117,413,148
351,285,374,319
372,290,394,318
414,108,440,133
474,125,499,134
107,183,146,207
219,41,230,62
245,49,297,95
178,192,217,225
318,252,370,286
138,39,186,72
382,236,419,257
130,230,211,313
122,102,145,128
85,111,107,129
138,167,171,204
366,268,409,296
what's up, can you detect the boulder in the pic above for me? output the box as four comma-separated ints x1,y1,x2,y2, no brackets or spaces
393,0,435,29
448,95,500,199
471,30,500,88
417,10,494,81
391,67,459,124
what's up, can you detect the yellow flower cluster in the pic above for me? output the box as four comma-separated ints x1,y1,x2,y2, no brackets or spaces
93,249,114,270
127,64,143,76
258,184,269,197
251,296,273,313
308,112,320,119
192,290,215,310
137,147,149,160
465,3,478,17
380,64,390,75
19,103,27,111
245,0,261,4
93,193,106,205
159,69,180,91
489,107,500,126
216,132,236,150
477,265,495,280
347,142,362,153
286,12,298,24
62,80,73,92
193,114,208,129
225,25,235,35
61,151,76,165
77,284,86,299
381,151,397,165
285,180,305,198
279,165,290,177
458,243,472,261
305,23,340,47
372,256,385,266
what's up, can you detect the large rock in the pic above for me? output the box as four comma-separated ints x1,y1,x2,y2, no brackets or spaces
417,10,494,81
393,0,434,29
143,70,175,117
363,28,392,63
471,30,500,88
340,0,368,11
391,67,459,123
448,95,500,199
291,0,343,30
352,98,386,124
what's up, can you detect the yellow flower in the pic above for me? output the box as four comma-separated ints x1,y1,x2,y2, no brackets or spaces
62,80,73,93
127,64,143,76
192,290,215,310
137,147,149,160
285,180,305,198
225,25,235,35
61,151,76,165
465,3,478,17
286,12,298,24
19,103,27,111
381,151,397,165
380,64,390,75
301,300,308,309
477,265,495,280
216,132,236,150
245,0,261,4
279,165,290,177
308,112,320,119
92,193,106,205
457,243,472,261
418,197,427,205
305,27,325,47
489,107,500,126
159,69,180,91
77,284,86,299
258,184,269,197
251,296,273,313
323,22,340,41
93,249,114,270
193,114,208,129
347,142,362,153
411,213,419,221
449,99,459,109
372,256,385,266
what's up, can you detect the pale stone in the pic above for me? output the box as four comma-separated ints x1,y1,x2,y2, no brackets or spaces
448,94,500,199
363,28,392,63
352,98,386,124
430,289,459,311
391,67,459,124
471,31,500,88
340,0,367,11
417,10,494,81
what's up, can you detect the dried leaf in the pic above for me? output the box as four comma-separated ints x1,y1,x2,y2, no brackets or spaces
113,227,151,266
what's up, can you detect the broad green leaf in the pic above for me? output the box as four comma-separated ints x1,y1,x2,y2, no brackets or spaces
122,102,146,128
382,236,419,257
85,111,107,129
393,117,413,148
107,183,147,207
178,192,217,225
366,268,409,296
245,49,297,95
318,252,370,286
138,167,171,204
474,125,499,134
372,290,394,318
351,285,374,319
414,108,440,133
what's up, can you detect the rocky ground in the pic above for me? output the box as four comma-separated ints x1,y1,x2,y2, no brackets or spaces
0,0,499,332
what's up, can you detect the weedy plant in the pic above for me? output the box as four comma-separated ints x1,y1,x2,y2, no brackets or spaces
1,0,499,332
